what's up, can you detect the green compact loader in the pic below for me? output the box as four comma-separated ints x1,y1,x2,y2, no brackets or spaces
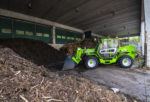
62,38,136,70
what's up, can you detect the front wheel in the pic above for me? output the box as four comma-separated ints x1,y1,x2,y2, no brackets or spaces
85,56,98,69
119,55,133,68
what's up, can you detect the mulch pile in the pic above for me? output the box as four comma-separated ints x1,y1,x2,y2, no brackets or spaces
0,46,131,102
0,38,66,68
60,39,98,56
0,38,141,102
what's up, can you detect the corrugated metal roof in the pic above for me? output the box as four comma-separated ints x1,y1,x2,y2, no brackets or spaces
0,0,141,37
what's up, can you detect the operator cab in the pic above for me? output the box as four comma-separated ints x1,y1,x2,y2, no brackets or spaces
98,39,119,58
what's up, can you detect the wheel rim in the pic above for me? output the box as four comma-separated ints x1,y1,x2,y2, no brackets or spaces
88,59,96,68
122,58,131,67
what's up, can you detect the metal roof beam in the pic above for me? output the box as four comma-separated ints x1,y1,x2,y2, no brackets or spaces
0,8,84,33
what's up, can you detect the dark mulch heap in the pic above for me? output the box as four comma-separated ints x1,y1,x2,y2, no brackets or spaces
0,38,66,69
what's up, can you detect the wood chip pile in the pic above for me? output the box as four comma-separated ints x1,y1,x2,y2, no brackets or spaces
60,39,98,56
0,38,140,102
0,45,131,102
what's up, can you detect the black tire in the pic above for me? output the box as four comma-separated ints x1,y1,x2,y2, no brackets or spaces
84,56,98,69
118,55,133,68
82,55,87,63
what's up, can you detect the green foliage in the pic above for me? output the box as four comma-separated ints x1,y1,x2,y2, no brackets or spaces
119,36,140,42
129,36,140,42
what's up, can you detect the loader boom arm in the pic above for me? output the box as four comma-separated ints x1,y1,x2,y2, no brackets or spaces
72,48,83,64
72,47,97,64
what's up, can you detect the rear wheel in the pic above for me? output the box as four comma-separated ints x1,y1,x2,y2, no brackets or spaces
119,55,133,68
85,56,98,69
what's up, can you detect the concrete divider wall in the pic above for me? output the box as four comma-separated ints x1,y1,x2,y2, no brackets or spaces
49,44,64,50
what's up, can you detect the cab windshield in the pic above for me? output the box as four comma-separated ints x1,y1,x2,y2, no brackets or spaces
99,39,119,57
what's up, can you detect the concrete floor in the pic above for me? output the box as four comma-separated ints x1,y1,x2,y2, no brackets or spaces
81,65,150,101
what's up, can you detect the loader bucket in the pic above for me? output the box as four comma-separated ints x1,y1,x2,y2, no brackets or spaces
62,55,77,71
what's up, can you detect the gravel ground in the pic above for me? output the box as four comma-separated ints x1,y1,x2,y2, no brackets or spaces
82,65,150,102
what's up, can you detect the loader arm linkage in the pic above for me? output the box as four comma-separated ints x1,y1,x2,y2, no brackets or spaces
72,48,97,64
72,48,84,64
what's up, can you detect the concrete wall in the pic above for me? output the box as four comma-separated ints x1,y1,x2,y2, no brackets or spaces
49,44,64,50
144,0,150,67
0,9,84,44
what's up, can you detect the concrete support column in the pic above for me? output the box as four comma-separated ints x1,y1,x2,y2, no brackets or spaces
140,21,145,55
82,34,85,40
140,0,145,56
52,26,56,44
144,0,150,67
